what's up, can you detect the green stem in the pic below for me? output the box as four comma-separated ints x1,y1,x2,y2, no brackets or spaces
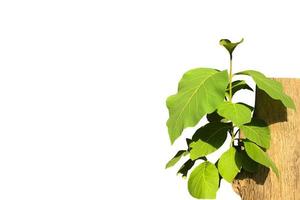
229,54,234,146
230,128,239,147
230,129,235,147
228,55,233,102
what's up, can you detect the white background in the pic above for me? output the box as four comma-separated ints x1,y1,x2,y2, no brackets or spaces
0,0,300,199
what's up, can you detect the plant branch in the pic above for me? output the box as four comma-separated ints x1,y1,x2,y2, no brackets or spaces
229,54,234,146
228,55,233,102
230,128,235,147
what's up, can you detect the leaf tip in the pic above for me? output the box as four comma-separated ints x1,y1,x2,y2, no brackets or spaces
177,172,187,179
290,103,296,111
219,39,231,46
168,129,176,145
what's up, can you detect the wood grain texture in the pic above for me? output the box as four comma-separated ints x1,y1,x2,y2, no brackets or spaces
232,78,300,200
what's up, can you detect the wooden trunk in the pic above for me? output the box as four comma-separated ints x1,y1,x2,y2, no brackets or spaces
232,78,300,200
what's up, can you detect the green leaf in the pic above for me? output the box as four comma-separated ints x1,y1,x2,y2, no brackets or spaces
217,102,252,126
236,70,296,109
177,159,195,178
186,138,193,151
244,140,279,177
238,150,259,173
219,38,244,57
166,68,229,144
165,150,188,169
206,110,223,122
240,118,271,149
226,80,253,97
218,147,242,182
237,102,254,111
190,122,231,160
188,161,219,199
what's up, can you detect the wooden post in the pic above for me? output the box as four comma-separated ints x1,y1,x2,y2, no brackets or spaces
232,78,300,200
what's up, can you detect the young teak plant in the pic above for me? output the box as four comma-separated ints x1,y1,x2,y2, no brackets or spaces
165,39,296,199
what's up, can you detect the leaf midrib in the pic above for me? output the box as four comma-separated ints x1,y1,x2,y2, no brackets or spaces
200,164,215,197
172,71,217,130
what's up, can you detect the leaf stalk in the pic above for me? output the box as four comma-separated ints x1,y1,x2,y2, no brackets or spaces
229,56,233,102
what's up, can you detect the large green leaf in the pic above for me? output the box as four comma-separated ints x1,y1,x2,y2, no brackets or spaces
236,70,295,109
226,80,253,97
244,140,279,177
166,68,228,144
190,122,231,160
218,147,242,182
240,118,271,149
238,150,259,173
188,161,219,199
165,150,188,169
217,102,252,126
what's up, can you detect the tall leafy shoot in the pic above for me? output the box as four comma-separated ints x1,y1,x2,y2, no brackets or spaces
165,39,295,199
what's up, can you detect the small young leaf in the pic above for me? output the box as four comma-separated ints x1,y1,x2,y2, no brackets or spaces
236,70,296,109
244,140,279,177
177,159,195,178
219,38,244,57
238,150,259,173
226,80,253,96
218,147,242,182
165,150,188,169
188,161,219,199
190,122,231,160
217,102,252,126
166,68,229,144
240,118,271,149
